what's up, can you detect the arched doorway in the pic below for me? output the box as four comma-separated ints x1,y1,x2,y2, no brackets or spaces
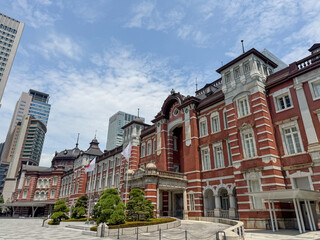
204,189,215,217
219,188,230,218
171,126,184,172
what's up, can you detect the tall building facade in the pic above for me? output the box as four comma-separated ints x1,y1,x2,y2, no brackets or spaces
2,115,46,201
0,13,24,108
106,111,144,150
1,89,50,163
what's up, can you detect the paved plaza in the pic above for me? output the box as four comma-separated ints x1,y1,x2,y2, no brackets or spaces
0,218,320,240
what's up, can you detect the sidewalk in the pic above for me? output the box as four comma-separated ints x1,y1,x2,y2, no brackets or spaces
245,229,320,240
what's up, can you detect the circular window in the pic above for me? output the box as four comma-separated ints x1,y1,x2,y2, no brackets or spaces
173,109,179,116
185,108,189,113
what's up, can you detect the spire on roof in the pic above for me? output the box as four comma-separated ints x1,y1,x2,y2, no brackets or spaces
75,133,80,148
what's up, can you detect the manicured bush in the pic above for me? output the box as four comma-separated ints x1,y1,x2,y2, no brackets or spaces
71,196,88,219
92,188,126,225
126,188,154,221
61,217,95,222
90,226,98,231
50,200,70,225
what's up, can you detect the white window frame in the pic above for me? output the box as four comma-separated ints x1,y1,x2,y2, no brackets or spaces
234,66,240,80
237,95,250,117
248,178,264,209
241,128,257,159
141,143,146,157
273,90,293,113
279,120,304,156
210,112,220,133
53,176,58,186
223,109,228,129
199,117,208,137
22,189,28,199
50,189,56,198
147,140,152,156
25,177,30,186
201,147,211,171
189,193,195,211
308,78,320,100
173,136,178,151
153,139,156,153
213,142,224,169
243,61,250,75
226,139,233,166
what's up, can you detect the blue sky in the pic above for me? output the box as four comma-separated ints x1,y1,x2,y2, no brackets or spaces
0,0,319,166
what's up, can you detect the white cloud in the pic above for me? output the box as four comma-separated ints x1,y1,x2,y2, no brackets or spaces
9,0,58,28
1,41,211,166
29,32,83,60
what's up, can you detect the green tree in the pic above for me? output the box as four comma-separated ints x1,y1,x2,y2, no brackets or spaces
50,200,70,224
71,196,88,219
127,188,154,221
92,188,126,225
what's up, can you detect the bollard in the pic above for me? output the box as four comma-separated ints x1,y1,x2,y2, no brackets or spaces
159,229,161,240
136,227,139,240
117,226,120,239
216,231,226,240
185,230,187,240
101,223,105,238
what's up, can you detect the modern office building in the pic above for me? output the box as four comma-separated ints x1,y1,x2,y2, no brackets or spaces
0,89,50,163
106,111,144,150
2,115,46,201
0,13,24,108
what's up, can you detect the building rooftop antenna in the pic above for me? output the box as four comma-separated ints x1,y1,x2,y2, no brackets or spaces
241,40,245,54
138,108,140,118
94,130,97,139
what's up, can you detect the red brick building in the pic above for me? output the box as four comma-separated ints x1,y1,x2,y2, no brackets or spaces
10,44,320,232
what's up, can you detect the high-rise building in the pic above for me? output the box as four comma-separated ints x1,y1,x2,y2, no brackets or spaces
0,89,50,163
0,13,24,108
2,115,46,200
106,111,145,150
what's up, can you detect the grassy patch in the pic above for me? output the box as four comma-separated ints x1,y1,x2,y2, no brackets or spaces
90,218,176,231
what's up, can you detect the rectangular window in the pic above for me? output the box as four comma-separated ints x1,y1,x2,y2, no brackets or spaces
225,72,231,84
294,177,311,190
213,144,224,168
283,126,303,155
226,139,233,166
223,110,228,129
22,190,28,199
141,144,145,157
153,140,156,153
199,119,208,137
25,177,30,186
234,67,240,79
248,179,263,209
237,97,249,117
211,113,220,133
312,81,320,98
173,137,178,151
275,94,292,111
50,189,56,198
53,176,58,186
147,141,152,155
189,194,195,211
242,131,256,158
201,148,211,170
244,61,250,74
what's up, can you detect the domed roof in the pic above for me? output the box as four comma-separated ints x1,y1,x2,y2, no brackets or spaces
146,162,157,170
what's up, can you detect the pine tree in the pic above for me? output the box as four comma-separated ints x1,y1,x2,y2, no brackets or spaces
50,200,70,224
127,188,154,221
71,196,88,219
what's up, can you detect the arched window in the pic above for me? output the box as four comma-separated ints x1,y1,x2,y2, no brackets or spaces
210,112,220,133
199,117,208,137
147,140,152,156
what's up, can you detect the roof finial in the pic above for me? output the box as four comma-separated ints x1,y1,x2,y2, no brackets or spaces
241,40,245,54
94,130,97,139
76,133,80,148
138,108,140,118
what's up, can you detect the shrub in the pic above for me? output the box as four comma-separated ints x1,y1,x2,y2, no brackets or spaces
50,200,70,225
71,196,88,219
92,188,126,225
126,188,154,221
90,226,98,232
48,220,60,225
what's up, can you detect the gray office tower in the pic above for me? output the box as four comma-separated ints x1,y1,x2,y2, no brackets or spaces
1,89,51,164
0,13,24,108
106,111,145,150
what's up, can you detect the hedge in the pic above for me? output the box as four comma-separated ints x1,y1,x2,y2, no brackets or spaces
61,217,95,222
90,218,176,231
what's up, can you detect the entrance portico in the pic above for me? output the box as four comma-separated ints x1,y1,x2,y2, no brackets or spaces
127,163,188,219
249,189,320,233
